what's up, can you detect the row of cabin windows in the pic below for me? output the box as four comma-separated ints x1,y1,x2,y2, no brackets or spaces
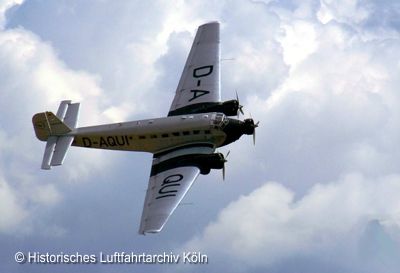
138,130,211,140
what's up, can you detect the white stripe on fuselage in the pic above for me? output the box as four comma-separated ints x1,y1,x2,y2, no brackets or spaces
69,113,227,153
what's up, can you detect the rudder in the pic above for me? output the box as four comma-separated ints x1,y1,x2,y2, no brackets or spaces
32,111,72,141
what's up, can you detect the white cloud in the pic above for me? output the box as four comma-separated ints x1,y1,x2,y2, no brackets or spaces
317,0,370,25
0,1,399,272
0,3,116,234
177,1,400,272
184,173,400,271
30,184,61,206
0,0,23,28
279,20,317,67
0,177,27,233
223,0,400,193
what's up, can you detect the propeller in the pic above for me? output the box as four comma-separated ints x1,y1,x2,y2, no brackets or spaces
222,151,230,181
248,113,259,145
253,120,260,145
236,91,244,118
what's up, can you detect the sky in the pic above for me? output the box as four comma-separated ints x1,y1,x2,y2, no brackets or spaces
0,0,400,272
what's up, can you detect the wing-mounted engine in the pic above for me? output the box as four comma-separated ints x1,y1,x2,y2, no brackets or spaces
168,90,244,117
151,153,226,176
220,99,242,116
168,99,243,117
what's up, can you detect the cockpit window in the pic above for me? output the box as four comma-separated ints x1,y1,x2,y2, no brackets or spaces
213,113,225,126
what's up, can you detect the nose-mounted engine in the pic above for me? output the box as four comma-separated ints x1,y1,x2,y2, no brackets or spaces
242,118,257,135
221,117,259,147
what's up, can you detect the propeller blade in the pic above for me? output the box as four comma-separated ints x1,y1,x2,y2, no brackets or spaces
236,90,244,118
252,120,258,145
236,91,240,119
222,151,229,181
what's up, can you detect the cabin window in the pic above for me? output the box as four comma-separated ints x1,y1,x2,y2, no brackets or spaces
172,132,180,136
182,131,190,136
204,130,211,134
161,133,169,138
138,135,146,139
193,130,200,135
150,135,157,139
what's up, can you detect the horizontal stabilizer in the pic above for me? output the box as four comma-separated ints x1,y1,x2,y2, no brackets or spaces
41,136,57,170
56,100,71,119
51,136,74,166
63,103,80,128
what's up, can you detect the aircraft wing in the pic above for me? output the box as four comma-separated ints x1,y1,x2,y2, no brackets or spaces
168,21,220,116
139,145,214,234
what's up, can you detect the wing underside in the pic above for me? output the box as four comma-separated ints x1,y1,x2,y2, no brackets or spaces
168,21,220,116
139,145,214,234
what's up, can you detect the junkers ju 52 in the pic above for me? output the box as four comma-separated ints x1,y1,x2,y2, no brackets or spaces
32,22,258,234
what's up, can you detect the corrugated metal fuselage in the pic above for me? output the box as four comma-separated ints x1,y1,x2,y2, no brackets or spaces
69,113,227,154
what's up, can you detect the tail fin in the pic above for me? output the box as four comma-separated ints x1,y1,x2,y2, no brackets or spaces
32,100,80,170
32,111,72,141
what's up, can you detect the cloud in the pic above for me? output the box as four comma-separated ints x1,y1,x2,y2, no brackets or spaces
176,1,400,272
221,1,400,194
184,173,400,272
317,0,370,25
0,2,115,234
0,0,23,28
3,1,217,119
0,176,27,233
0,1,399,273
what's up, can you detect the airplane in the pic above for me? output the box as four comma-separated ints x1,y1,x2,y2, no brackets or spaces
32,21,258,235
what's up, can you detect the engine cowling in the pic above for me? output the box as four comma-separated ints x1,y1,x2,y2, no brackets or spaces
221,100,240,116
196,153,226,174
151,153,226,176
168,100,242,117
